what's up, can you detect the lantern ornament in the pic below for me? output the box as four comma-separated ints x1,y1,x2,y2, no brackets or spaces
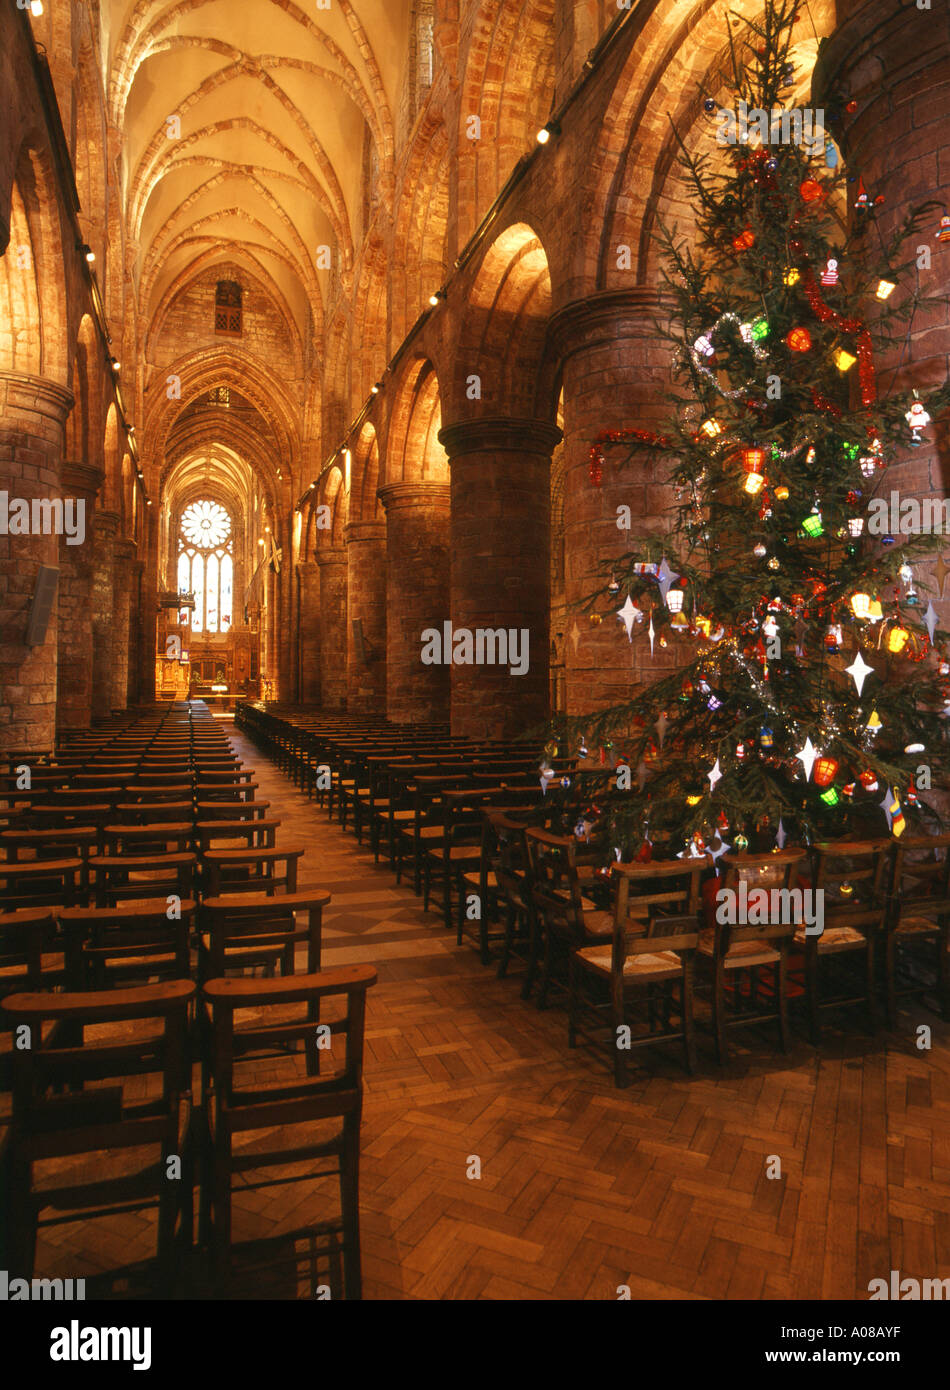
666,586,685,613
847,516,864,538
701,417,723,437
773,483,790,501
820,787,841,806
814,755,840,788
850,592,872,621
742,445,768,473
875,279,896,300
887,624,910,654
801,508,824,538
786,327,812,352
744,471,766,496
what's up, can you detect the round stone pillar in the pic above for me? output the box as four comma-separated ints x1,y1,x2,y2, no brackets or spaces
437,418,560,738
297,560,321,704
126,556,146,707
378,481,451,725
109,538,136,713
548,290,674,718
344,519,387,714
815,3,950,628
316,547,347,709
0,372,73,752
90,510,118,722
56,461,104,732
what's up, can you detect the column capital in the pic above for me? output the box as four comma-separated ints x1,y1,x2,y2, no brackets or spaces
316,545,346,568
113,537,137,561
61,461,105,499
438,416,562,460
0,371,74,423
344,519,387,546
93,509,121,539
813,1,950,107
547,288,666,364
378,480,452,513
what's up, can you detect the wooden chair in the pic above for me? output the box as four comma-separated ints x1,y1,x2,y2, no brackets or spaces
1,981,195,1290
194,818,281,852
0,857,87,911
798,840,889,1043
200,965,376,1293
201,846,304,898
58,899,196,989
198,888,330,983
523,828,614,1009
568,860,705,1085
884,833,950,1023
698,850,805,1063
101,823,194,857
87,851,196,908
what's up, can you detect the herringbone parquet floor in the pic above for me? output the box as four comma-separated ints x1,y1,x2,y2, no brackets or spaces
17,727,950,1300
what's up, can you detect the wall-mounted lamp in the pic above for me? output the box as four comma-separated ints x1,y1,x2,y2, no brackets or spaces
111,358,120,373
82,245,95,264
30,1,43,17
428,289,446,307
536,122,559,145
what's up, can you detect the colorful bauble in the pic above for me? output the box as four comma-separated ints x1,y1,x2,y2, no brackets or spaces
786,327,812,352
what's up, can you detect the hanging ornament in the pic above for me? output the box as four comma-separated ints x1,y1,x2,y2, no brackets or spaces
732,226,755,251
801,504,823,538
796,737,819,781
859,769,879,793
905,392,931,445
786,327,812,352
617,596,642,641
813,755,840,788
866,709,882,734
648,611,655,657
588,612,603,626
924,601,939,641
875,278,896,300
783,266,801,286
824,623,843,653
775,819,787,850
734,833,749,853
707,758,723,791
753,542,767,557
760,727,774,749
938,213,950,243
799,178,825,203
735,741,747,761
820,258,839,287
880,787,906,837
846,650,874,695
854,178,871,211
886,623,910,654
655,558,680,603
703,97,718,114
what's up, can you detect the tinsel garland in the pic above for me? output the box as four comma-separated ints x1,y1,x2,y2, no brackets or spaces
589,428,674,485
801,270,877,407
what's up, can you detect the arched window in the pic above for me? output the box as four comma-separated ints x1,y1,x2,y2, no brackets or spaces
178,499,233,634
215,280,242,336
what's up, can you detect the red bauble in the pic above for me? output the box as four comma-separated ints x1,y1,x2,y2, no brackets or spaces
799,179,825,203
732,227,755,251
786,327,812,352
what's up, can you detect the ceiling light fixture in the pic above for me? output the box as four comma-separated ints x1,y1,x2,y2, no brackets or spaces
30,1,43,16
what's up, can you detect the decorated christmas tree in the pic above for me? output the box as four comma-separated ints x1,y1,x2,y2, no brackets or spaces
555,0,950,861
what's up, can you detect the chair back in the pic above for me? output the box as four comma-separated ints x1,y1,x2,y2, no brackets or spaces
524,828,585,941
887,833,950,923
810,839,892,935
712,850,808,956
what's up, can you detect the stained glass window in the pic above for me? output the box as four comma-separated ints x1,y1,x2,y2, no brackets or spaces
178,499,232,634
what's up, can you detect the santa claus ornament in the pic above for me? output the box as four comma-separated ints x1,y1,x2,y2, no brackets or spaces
905,393,931,446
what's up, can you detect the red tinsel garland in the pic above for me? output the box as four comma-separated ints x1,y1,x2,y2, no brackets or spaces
801,271,877,407
589,428,673,485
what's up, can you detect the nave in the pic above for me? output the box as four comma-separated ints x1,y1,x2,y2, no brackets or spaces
9,712,948,1302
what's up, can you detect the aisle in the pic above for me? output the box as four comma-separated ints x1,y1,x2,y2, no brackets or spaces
225,735,950,1302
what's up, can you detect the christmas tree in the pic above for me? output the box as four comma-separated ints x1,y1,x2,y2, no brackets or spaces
557,0,950,861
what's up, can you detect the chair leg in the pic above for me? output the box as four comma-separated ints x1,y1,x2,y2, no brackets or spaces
939,931,950,1022
885,932,897,1026
866,936,878,1034
612,980,627,1088
682,963,696,1075
522,910,540,999
537,927,554,1010
805,945,821,1045
776,951,789,1054
567,955,578,1048
340,1117,362,1300
498,903,515,979
713,963,728,1065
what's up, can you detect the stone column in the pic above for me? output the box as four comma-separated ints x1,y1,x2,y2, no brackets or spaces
814,2,950,631
378,481,451,724
548,290,674,718
297,560,321,704
316,547,347,709
0,372,73,752
109,538,136,713
56,461,104,732
90,510,118,722
126,557,145,708
437,418,560,738
344,519,387,714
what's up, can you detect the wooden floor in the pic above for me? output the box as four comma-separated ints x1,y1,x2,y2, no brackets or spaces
19,727,950,1300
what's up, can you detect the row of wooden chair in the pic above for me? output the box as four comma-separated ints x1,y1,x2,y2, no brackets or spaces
1,702,375,1296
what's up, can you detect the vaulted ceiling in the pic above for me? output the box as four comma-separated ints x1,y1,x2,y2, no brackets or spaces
105,0,413,345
